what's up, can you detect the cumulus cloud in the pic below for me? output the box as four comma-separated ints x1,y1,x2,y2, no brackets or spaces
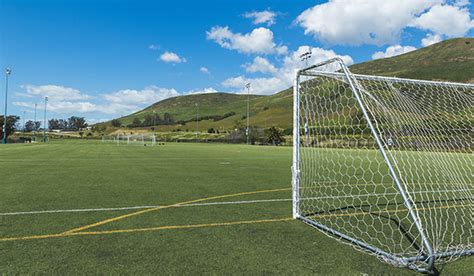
410,4,473,37
372,45,417,59
103,86,179,105
159,51,186,63
244,56,277,74
222,76,286,95
295,0,444,45
21,84,92,101
206,26,287,55
421,33,443,46
224,46,353,95
186,87,218,95
243,10,278,26
200,67,210,74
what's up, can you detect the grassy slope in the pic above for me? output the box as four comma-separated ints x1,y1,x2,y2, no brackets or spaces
0,141,472,274
351,38,474,82
99,38,473,132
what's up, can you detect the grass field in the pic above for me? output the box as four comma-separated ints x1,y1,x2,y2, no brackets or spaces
0,141,472,274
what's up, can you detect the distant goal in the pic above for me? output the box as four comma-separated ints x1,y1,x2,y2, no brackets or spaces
102,134,156,146
292,58,473,272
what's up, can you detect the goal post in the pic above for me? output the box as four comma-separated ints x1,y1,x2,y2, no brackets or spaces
292,58,473,272
101,134,156,146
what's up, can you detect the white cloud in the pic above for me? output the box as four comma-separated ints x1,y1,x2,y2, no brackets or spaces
148,44,160,50
410,4,473,37
159,51,186,63
295,0,443,45
243,10,277,26
21,84,92,101
244,56,277,74
206,26,287,55
103,86,179,106
200,67,210,74
14,85,181,115
421,33,443,46
225,46,353,95
222,76,286,95
372,45,417,59
186,87,218,95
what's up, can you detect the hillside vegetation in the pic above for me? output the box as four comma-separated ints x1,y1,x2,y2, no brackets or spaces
97,38,473,133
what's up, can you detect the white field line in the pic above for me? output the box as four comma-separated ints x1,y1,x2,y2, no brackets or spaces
0,198,292,217
2,188,471,217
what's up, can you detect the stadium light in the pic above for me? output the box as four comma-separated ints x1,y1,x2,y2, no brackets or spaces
245,82,251,145
2,68,11,144
43,96,48,142
33,103,37,142
299,47,312,67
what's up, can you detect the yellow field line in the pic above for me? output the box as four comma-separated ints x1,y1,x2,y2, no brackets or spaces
0,203,470,243
63,187,291,234
0,217,293,242
310,203,473,219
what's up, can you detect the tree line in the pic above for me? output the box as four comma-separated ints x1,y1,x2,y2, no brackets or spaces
111,111,236,128
47,116,88,131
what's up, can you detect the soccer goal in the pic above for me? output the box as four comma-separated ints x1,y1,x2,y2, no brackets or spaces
292,58,473,272
103,134,156,146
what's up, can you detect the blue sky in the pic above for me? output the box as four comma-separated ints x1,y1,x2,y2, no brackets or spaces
1,0,473,123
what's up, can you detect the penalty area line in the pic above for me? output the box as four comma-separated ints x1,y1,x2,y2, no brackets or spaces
62,187,291,234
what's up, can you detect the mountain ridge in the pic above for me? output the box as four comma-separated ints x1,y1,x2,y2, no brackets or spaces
97,38,474,132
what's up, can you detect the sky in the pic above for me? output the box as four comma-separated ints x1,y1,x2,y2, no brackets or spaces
1,0,473,124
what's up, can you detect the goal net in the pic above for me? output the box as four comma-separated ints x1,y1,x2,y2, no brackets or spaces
102,134,156,146
292,58,473,272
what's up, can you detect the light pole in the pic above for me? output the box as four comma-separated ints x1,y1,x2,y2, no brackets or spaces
245,82,251,145
2,68,11,144
33,103,37,141
22,110,26,132
195,103,199,141
299,47,312,67
43,96,48,142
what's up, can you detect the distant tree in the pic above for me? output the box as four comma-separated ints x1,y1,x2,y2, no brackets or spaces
207,128,215,133
68,116,88,130
91,124,106,133
34,121,41,131
265,126,285,146
111,119,121,127
163,113,174,124
0,115,20,139
132,118,142,126
48,119,61,130
233,119,244,131
24,120,35,132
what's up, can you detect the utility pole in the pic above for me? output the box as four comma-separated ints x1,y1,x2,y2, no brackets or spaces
33,103,37,142
2,68,11,144
300,47,312,67
43,96,48,142
245,82,251,145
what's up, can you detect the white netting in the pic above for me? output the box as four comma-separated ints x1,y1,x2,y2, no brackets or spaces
102,134,156,146
294,59,473,270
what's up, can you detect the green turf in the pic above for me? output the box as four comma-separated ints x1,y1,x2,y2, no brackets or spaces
0,141,472,274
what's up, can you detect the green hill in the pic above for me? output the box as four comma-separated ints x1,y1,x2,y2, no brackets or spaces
97,38,473,133
350,38,474,82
